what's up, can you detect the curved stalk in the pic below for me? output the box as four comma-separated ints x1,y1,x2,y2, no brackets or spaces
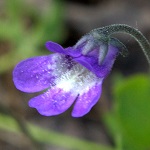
92,24,150,65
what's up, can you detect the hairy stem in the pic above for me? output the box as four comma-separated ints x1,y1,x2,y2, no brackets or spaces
92,24,150,65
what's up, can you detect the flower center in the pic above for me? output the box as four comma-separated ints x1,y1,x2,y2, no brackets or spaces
56,62,100,94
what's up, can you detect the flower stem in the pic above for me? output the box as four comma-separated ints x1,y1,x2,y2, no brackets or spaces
92,24,150,65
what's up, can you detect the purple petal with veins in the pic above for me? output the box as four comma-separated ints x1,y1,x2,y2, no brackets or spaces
29,88,77,116
13,53,75,93
72,81,103,117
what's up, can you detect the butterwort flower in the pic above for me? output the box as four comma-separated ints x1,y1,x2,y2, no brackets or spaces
13,31,122,117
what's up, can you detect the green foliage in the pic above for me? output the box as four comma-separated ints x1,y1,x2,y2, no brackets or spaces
0,113,113,150
0,0,66,73
104,74,150,150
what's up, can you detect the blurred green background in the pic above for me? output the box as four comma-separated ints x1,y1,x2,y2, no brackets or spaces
0,0,150,150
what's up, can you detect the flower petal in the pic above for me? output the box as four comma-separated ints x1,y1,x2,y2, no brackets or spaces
13,53,68,93
65,47,82,57
73,45,118,78
72,81,103,117
45,41,81,57
28,88,77,116
45,41,67,54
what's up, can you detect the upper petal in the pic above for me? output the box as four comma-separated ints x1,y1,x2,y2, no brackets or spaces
45,41,67,54
13,53,69,93
73,45,119,78
28,88,77,116
72,81,103,117
45,41,82,57
65,47,83,57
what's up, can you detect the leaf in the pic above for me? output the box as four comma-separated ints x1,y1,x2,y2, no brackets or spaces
113,74,150,149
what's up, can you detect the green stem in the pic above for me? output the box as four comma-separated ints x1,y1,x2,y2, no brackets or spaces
92,24,150,65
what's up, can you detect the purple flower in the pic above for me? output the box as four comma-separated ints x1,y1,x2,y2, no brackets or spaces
13,34,119,117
